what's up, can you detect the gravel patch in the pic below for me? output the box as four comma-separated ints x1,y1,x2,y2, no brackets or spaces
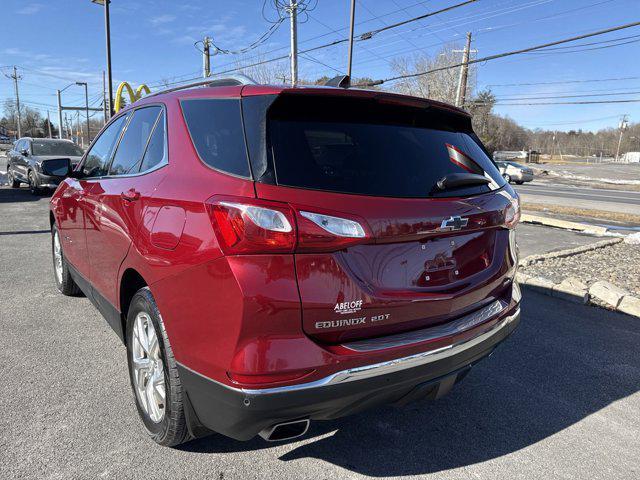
521,242,640,297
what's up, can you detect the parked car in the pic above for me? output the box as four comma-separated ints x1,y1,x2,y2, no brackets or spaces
7,138,84,194
496,161,534,184
49,77,521,447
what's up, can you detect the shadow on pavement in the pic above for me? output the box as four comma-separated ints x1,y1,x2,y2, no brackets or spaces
0,229,50,236
182,289,640,476
0,186,50,204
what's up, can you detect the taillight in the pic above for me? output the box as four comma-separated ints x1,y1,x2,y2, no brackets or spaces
504,194,521,229
206,197,296,254
296,210,368,252
206,196,371,254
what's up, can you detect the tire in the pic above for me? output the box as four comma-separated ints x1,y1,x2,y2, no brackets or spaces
503,174,511,183
7,167,20,188
126,287,190,447
515,181,524,185
28,171,41,195
51,225,82,296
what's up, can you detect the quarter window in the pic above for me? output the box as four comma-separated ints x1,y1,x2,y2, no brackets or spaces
82,114,128,177
180,99,250,177
139,110,166,172
109,106,162,176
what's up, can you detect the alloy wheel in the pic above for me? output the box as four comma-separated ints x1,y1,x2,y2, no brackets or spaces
131,312,166,423
53,230,63,285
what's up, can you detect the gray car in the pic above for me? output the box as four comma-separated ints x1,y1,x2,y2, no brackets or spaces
7,138,83,194
495,161,534,185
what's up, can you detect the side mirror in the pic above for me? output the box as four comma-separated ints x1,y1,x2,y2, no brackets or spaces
41,158,72,177
20,148,29,156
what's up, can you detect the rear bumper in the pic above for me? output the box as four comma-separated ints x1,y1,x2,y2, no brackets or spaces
178,306,520,441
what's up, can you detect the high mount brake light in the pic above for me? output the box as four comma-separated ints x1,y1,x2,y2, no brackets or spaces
206,196,370,254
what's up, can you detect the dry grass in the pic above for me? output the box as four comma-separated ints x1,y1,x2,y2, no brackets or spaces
523,202,640,225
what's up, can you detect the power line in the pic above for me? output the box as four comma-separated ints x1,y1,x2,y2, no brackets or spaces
494,91,640,101
485,76,640,88
520,114,623,126
523,36,640,55
475,99,640,106
361,0,477,38
150,0,479,88
359,20,640,86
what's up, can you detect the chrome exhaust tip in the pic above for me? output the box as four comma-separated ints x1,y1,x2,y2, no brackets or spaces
259,419,310,442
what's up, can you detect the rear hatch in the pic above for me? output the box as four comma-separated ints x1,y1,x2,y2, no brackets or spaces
245,91,519,343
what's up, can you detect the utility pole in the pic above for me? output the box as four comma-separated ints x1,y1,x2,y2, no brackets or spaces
346,0,356,79
5,66,23,138
615,114,628,162
287,0,299,86
46,110,52,138
57,90,64,139
104,0,113,117
454,32,472,108
202,36,212,78
92,0,114,117
77,82,91,143
102,70,108,123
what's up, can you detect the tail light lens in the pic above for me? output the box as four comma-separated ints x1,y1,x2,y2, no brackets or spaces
206,196,370,254
504,194,521,229
207,197,296,254
296,210,368,252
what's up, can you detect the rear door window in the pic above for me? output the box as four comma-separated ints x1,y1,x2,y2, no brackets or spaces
268,96,505,198
180,99,250,178
82,114,128,177
109,106,162,175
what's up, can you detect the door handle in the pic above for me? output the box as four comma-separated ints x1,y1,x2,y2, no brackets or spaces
121,189,141,202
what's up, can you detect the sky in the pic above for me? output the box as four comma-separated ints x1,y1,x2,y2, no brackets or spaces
0,0,639,133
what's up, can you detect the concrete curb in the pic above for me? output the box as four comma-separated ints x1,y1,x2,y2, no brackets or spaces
516,274,640,317
516,238,639,317
521,213,609,235
518,237,623,268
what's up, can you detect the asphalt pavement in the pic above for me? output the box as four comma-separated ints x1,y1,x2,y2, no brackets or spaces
1,185,639,480
514,182,640,216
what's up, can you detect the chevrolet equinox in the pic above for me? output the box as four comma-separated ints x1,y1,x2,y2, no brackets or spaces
50,75,521,446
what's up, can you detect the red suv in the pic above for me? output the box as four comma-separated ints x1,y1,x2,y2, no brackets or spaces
50,76,521,446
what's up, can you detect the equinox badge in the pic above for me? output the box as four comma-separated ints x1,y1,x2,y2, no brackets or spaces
439,216,468,231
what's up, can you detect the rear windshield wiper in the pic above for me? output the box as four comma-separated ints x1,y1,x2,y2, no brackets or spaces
432,172,490,193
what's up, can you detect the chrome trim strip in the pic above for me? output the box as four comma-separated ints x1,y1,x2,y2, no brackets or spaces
342,300,507,352
183,307,519,396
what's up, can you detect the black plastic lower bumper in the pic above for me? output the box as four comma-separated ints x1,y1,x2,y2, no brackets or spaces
178,307,520,441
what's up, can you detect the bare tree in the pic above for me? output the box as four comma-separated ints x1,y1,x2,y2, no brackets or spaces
390,43,475,104
232,55,290,85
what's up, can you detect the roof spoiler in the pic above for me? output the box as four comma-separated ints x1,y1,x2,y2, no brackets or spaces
324,75,351,88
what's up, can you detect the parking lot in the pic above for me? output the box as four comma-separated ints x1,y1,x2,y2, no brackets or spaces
0,183,638,479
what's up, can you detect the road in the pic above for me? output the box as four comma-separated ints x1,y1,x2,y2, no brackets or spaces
1,185,639,479
515,182,640,216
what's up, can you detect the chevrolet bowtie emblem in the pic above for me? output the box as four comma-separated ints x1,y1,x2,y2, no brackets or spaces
439,216,468,231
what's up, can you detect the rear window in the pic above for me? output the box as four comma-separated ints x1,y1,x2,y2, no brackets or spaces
268,96,505,198
181,98,250,178
32,140,84,156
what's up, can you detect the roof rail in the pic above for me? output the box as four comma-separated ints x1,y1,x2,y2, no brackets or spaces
144,74,258,99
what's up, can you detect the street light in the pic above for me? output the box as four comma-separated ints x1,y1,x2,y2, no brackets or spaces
91,0,113,119
57,82,91,144
76,82,91,143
